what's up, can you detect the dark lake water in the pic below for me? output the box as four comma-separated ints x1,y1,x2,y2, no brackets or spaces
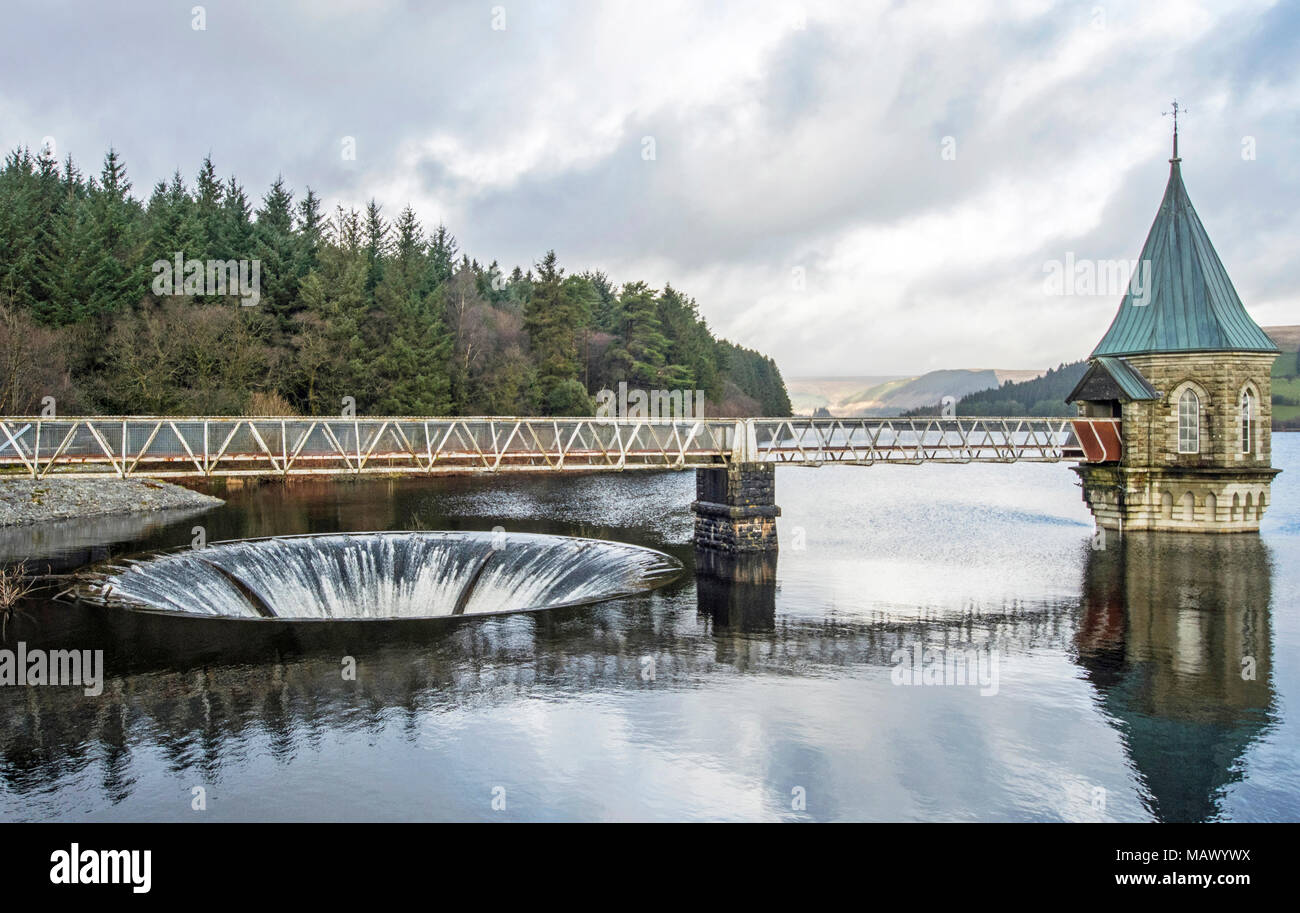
2,435,1298,822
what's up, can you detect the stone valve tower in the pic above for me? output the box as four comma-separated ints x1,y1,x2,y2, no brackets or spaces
1067,120,1280,533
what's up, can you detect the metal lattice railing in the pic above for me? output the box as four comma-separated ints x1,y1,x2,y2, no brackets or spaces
0,417,738,478
0,416,1107,479
751,417,1096,465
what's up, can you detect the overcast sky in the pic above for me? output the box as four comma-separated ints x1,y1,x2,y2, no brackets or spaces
3,0,1296,375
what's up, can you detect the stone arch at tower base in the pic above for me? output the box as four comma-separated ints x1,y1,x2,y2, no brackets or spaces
1074,464,1280,533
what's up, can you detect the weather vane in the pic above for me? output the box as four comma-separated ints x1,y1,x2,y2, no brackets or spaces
1163,98,1186,161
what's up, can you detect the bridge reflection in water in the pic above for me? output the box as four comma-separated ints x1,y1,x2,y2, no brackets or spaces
0,531,1275,821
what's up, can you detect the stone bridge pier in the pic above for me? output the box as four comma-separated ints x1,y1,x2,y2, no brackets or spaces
691,462,780,581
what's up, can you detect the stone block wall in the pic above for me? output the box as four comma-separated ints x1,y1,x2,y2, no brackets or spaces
692,463,780,556
1123,352,1276,469
1080,351,1281,533
1075,464,1279,533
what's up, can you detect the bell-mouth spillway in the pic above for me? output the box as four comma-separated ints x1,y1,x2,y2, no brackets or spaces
69,531,683,621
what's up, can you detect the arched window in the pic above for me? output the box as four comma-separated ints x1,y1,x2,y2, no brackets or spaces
1178,389,1199,454
1241,389,1255,454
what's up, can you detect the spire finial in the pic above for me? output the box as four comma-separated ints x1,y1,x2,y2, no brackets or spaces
1163,99,1184,162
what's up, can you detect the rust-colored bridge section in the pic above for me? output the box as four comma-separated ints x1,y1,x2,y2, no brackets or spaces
0,416,1120,479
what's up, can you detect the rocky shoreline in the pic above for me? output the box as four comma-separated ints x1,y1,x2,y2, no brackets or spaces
0,478,224,527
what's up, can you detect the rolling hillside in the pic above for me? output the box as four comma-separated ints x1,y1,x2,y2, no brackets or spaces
906,362,1088,416
787,376,905,415
795,328,1297,426
788,368,1045,417
1266,326,1300,431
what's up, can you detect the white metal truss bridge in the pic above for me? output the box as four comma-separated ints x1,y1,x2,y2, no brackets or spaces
0,416,1118,480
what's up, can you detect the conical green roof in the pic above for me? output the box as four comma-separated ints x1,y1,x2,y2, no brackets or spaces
1092,159,1277,357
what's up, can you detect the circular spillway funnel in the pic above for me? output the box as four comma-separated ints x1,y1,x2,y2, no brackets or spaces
70,531,682,621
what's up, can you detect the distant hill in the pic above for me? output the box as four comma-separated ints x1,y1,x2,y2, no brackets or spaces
1264,325,1300,353
845,369,1000,415
787,376,905,415
903,362,1088,417
897,325,1299,428
798,329,1299,428
788,368,1044,417
1266,326,1300,431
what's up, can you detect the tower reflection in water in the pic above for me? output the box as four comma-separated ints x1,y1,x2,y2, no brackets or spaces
1076,532,1276,823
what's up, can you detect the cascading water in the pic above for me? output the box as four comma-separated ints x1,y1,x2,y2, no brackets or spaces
71,531,682,620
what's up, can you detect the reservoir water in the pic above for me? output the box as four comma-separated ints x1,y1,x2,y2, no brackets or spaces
2,435,1297,822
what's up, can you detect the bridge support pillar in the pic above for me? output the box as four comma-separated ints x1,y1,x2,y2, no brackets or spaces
692,463,779,578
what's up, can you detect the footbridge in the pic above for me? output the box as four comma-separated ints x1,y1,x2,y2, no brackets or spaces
0,415,1120,479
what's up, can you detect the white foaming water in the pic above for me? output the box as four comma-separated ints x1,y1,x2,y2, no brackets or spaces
75,532,681,620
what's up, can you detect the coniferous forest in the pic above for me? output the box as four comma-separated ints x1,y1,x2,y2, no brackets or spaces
0,146,792,419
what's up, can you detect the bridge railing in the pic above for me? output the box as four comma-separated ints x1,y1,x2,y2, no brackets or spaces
0,416,738,479
0,415,1114,478
751,417,1098,464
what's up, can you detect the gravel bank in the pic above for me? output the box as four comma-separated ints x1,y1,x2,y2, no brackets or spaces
0,478,223,527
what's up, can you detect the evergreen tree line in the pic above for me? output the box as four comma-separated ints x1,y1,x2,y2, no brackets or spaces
0,146,792,418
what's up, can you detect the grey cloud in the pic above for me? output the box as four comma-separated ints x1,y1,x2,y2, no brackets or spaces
1,0,1296,375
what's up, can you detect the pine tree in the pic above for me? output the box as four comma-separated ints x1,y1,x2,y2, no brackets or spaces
188,155,224,260
522,250,589,413
142,171,191,276
371,279,452,415
0,147,57,314
607,280,670,388
652,284,702,389
391,206,424,279
332,205,363,254
219,176,254,261
292,243,367,414
426,223,458,292
295,186,324,277
32,156,88,324
362,198,389,297
81,148,145,318
253,176,299,336
585,270,619,332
